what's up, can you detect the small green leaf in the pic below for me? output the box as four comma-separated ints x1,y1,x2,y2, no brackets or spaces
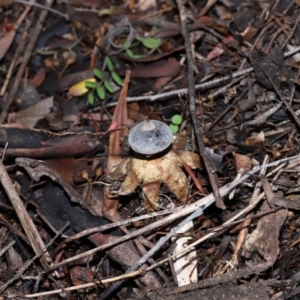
123,41,131,50
150,26,158,36
126,49,135,58
105,56,114,72
142,37,161,49
93,68,104,80
85,81,98,89
104,81,114,93
36,49,57,55
96,86,106,100
125,49,146,59
88,92,95,105
169,124,179,134
135,36,143,42
203,256,213,265
111,71,123,86
172,114,183,125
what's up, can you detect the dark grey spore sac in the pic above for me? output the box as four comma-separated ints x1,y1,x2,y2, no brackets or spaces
128,120,173,155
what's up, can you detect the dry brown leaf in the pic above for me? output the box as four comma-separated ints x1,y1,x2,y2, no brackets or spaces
102,71,130,221
118,150,200,210
242,202,287,263
10,96,54,127
233,152,252,175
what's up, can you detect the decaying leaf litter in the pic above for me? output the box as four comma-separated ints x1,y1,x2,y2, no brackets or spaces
1,0,300,299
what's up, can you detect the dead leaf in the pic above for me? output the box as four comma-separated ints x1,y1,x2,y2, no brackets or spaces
233,152,252,174
242,201,287,263
70,266,94,286
10,97,53,127
32,67,46,88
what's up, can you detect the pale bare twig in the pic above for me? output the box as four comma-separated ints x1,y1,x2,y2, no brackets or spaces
176,0,223,209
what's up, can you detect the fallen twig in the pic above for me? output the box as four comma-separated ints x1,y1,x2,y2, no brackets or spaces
176,0,224,209
0,160,51,271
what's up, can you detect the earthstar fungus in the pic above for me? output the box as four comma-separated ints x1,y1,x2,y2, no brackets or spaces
128,120,173,155
113,120,201,210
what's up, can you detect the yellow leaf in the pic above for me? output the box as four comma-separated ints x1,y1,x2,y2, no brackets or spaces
68,78,96,97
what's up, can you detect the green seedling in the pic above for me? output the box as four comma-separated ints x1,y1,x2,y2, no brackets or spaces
169,124,179,134
86,57,123,105
68,56,123,104
169,114,183,133
172,114,183,125
122,32,162,59
136,36,161,49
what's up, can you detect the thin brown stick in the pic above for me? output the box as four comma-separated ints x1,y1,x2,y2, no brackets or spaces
281,12,300,50
52,207,181,255
176,0,224,209
263,70,300,128
13,0,68,19
0,161,51,271
120,225,167,283
24,269,142,298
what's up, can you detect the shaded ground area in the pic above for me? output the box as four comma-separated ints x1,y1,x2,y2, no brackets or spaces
1,0,300,299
